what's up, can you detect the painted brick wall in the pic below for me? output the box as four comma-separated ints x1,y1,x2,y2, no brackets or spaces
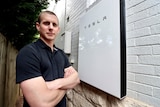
54,0,160,107
65,0,86,69
126,0,160,107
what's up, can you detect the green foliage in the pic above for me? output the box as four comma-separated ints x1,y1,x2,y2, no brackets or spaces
0,0,49,50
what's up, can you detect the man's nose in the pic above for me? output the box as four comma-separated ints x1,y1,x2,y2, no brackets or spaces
49,23,54,29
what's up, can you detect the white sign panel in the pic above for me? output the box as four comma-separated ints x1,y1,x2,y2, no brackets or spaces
78,0,126,99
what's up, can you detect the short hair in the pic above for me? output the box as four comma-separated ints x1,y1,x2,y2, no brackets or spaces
37,10,57,23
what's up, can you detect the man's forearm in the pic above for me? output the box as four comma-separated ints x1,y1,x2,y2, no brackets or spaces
46,72,80,90
20,77,67,107
46,88,66,106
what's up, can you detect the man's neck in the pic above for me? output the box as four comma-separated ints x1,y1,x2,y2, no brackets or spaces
40,37,54,51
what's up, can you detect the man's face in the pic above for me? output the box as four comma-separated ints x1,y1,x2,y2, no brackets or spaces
36,13,60,42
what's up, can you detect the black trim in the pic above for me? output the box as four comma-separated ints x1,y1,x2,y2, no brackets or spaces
120,0,126,98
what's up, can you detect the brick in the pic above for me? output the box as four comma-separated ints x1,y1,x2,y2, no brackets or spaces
136,34,160,46
127,9,149,23
127,89,137,98
127,0,160,16
139,55,160,65
127,27,151,38
153,88,160,99
151,24,160,34
135,74,160,87
155,66,160,76
127,64,155,75
134,14,160,29
153,45,160,54
127,39,136,47
127,72,135,81
126,23,134,32
127,46,152,55
126,0,145,9
137,93,160,107
127,55,138,64
127,81,153,95
149,4,160,16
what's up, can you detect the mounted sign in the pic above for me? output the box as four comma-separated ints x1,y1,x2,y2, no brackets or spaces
78,0,126,99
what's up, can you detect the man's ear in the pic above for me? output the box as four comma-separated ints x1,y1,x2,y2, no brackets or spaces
35,22,40,31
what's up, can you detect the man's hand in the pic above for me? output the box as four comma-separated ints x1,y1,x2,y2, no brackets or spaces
46,66,80,90
63,66,80,89
64,66,75,78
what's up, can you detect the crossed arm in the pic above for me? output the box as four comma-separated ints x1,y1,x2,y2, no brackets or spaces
20,66,80,107
46,66,80,90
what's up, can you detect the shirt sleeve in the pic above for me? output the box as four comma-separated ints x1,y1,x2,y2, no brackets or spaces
63,51,71,68
16,44,42,83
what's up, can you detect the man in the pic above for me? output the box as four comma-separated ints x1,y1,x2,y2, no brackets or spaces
16,10,80,107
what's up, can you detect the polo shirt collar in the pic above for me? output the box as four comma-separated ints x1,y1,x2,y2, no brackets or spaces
36,39,58,51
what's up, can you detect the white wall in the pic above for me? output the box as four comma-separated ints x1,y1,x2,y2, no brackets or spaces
54,0,160,106
126,0,160,107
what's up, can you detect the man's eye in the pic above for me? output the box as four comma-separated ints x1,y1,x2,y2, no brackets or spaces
43,22,58,27
52,23,57,27
43,22,50,25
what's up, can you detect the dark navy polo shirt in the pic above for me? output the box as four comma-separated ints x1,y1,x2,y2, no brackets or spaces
16,39,71,107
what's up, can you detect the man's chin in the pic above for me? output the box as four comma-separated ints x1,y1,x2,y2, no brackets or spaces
46,36,56,41
40,37,55,42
